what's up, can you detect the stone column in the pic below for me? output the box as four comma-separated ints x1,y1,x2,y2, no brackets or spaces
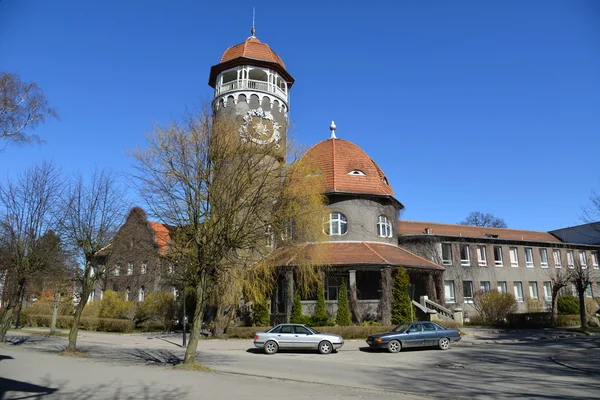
379,267,392,325
284,269,294,323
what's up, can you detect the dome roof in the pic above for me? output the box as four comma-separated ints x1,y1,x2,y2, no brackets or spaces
220,36,286,69
302,138,396,198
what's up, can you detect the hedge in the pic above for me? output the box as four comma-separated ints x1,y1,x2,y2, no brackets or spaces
23,314,134,333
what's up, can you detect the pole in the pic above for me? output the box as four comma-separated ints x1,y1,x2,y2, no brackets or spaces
408,284,415,322
182,286,187,347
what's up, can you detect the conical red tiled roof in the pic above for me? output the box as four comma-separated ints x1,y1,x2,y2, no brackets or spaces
220,36,285,69
302,138,395,197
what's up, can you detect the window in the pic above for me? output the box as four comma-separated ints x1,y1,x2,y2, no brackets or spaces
294,325,311,335
477,246,487,266
172,287,178,298
553,249,562,268
480,281,491,293
266,225,274,248
509,247,519,267
513,282,524,302
567,250,574,268
114,266,120,276
543,282,552,301
494,246,503,266
528,282,539,299
139,285,145,302
444,281,455,303
497,281,507,293
377,215,393,238
593,251,599,268
463,281,473,303
460,245,470,266
127,262,134,275
141,262,147,275
126,287,130,301
525,248,534,268
348,169,366,176
168,264,174,274
539,249,548,268
579,251,588,268
585,285,593,298
324,212,347,236
441,243,452,265
325,275,346,300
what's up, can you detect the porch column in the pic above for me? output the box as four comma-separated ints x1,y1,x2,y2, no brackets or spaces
434,272,445,303
379,267,392,325
426,273,436,302
284,269,294,323
348,269,361,323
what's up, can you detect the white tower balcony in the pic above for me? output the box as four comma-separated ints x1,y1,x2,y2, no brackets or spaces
215,65,289,106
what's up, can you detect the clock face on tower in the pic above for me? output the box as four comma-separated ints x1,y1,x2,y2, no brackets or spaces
239,107,281,147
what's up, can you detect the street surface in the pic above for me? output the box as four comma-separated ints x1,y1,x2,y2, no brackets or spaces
1,328,599,399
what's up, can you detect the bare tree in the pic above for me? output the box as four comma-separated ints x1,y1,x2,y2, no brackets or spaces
0,162,63,341
0,72,58,147
544,263,571,326
459,211,507,228
568,254,600,328
59,169,128,351
130,109,327,364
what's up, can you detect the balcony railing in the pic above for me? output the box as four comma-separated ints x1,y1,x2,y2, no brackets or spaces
216,78,287,101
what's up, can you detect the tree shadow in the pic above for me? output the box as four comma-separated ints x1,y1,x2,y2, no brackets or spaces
123,349,182,366
0,377,58,399
0,355,14,362
5,336,32,346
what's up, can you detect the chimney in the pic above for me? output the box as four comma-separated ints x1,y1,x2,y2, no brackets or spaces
424,228,431,234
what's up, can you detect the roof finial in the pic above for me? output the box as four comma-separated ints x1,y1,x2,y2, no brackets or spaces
329,121,337,139
251,7,256,37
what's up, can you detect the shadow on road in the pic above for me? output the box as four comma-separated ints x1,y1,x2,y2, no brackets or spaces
0,377,58,399
124,348,182,366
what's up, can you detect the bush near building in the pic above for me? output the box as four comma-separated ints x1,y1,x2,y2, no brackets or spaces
557,295,579,315
134,291,176,331
391,267,412,325
335,280,351,326
472,291,518,325
252,297,270,327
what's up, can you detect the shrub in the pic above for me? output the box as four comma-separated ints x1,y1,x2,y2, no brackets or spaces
335,281,351,326
557,296,579,315
314,281,328,321
391,267,412,325
252,297,270,327
506,312,552,328
27,290,74,316
81,300,102,318
556,314,580,327
290,292,305,324
22,315,134,332
99,290,134,319
526,298,544,313
472,290,518,324
226,325,397,340
134,291,176,331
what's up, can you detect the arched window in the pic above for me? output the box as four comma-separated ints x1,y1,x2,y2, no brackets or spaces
377,216,393,238
324,212,348,235
139,285,145,302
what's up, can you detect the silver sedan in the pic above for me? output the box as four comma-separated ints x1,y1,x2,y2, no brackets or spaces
254,324,344,355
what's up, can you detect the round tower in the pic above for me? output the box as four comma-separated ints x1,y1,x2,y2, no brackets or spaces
208,29,294,149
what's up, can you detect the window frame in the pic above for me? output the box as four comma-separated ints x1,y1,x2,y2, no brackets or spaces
539,248,548,268
567,250,575,268
543,281,552,302
460,245,470,266
513,281,524,302
462,281,474,303
593,251,599,269
509,247,519,267
493,246,503,267
376,215,393,238
477,246,487,266
525,248,534,268
480,281,491,293
141,262,147,275
553,249,562,268
444,280,455,303
579,251,588,268
497,281,507,293
441,243,452,266
528,281,539,299
127,262,134,276
324,212,348,236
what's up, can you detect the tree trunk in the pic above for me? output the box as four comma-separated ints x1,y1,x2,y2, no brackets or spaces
0,307,14,342
183,284,206,364
68,291,89,350
578,290,588,328
551,290,560,326
50,291,61,334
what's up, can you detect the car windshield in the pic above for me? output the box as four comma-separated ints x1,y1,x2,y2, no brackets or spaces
392,323,411,332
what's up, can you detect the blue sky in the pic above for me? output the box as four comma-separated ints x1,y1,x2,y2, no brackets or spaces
1,0,599,231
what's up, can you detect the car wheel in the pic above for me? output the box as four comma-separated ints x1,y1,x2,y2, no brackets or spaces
264,340,278,355
387,340,401,353
318,340,333,354
438,337,450,350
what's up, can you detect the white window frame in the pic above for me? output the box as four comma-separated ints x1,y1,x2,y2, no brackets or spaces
463,281,474,303
480,281,491,293
567,250,574,268
493,246,503,266
509,247,519,267
477,246,487,266
513,281,524,302
553,249,562,268
441,243,452,265
539,248,548,268
579,251,588,268
324,212,348,236
497,281,507,293
139,286,145,302
593,251,599,269
127,262,134,276
528,281,539,299
114,266,120,276
141,262,147,275
444,280,455,303
125,287,130,301
525,248,534,268
460,245,470,266
543,281,552,302
585,284,593,298
377,215,393,238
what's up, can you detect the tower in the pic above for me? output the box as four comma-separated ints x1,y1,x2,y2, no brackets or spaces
208,29,294,149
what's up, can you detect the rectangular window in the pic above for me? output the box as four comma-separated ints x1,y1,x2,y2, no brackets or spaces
325,275,346,301
494,246,503,266
141,263,147,275
460,245,470,266
593,251,599,268
567,251,574,268
513,281,524,302
477,246,487,266
509,247,519,267
585,285,593,298
127,263,134,275
444,281,455,303
553,249,562,268
528,281,539,299
539,249,548,268
543,281,552,301
497,281,507,293
525,248,534,268
114,266,120,276
463,281,474,303
441,243,452,265
480,281,491,293
579,251,588,268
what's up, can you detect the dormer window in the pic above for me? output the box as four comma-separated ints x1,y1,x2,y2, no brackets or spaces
382,177,389,185
348,170,366,176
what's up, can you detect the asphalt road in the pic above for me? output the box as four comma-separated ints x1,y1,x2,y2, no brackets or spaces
1,330,599,400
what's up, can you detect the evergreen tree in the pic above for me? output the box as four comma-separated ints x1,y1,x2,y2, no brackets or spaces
391,267,412,325
290,292,304,323
252,296,270,326
335,280,351,326
310,280,329,325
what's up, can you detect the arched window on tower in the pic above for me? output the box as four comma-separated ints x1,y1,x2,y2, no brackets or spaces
377,216,393,238
324,212,348,236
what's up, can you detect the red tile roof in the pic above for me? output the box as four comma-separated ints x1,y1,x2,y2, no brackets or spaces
398,220,562,243
221,37,285,69
302,139,395,198
149,222,170,254
273,241,442,270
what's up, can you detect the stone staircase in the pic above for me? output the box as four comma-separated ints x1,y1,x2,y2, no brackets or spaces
413,296,463,325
